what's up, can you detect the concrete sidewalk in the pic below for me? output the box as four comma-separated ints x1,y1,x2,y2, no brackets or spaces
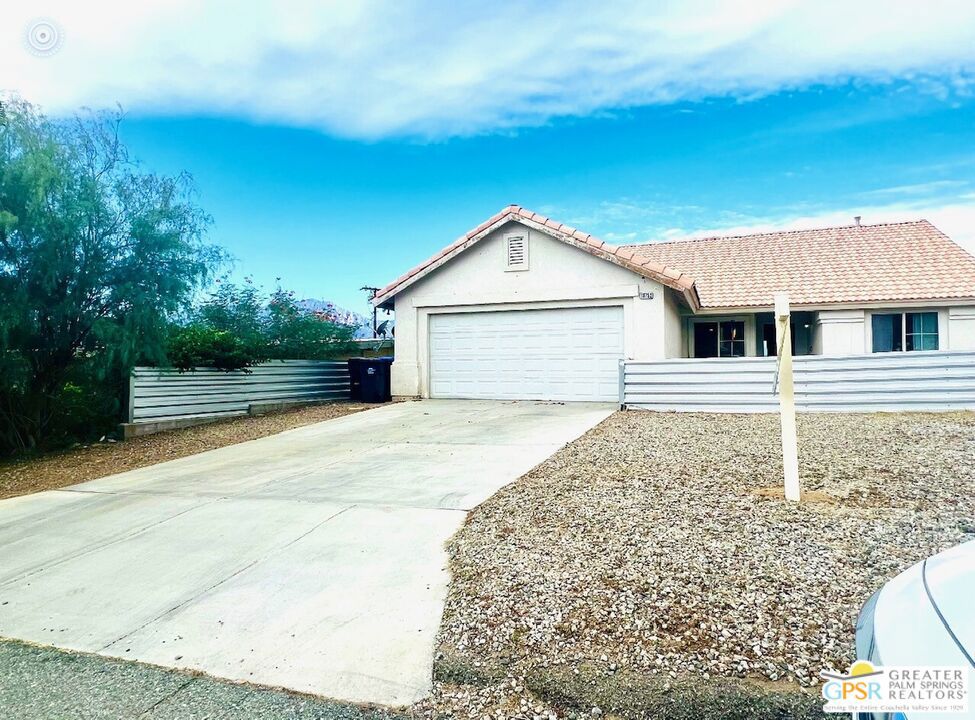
0,400,612,707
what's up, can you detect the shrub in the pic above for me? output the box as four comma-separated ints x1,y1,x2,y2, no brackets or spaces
264,288,357,360
163,281,359,370
166,324,260,372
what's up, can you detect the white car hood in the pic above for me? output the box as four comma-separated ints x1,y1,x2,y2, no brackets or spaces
874,539,975,668
922,539,975,664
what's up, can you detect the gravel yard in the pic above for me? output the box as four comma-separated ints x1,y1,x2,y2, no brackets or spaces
428,411,975,719
0,402,370,500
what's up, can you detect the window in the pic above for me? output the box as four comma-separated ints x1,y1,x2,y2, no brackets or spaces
719,320,745,357
693,320,745,358
505,233,528,270
906,312,939,351
871,311,938,352
871,313,902,352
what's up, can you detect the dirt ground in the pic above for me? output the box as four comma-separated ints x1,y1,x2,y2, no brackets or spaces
0,402,370,500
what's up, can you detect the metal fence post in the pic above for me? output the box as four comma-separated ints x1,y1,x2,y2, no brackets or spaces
618,358,626,410
126,369,135,423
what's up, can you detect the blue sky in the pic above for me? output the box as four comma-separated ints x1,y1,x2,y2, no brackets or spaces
5,2,975,314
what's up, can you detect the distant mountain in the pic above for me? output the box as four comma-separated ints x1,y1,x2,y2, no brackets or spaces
297,299,381,339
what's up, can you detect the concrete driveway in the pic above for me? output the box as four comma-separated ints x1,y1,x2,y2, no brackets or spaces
0,400,612,707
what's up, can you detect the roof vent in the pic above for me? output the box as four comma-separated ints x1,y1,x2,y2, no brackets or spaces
854,215,862,228
505,233,528,271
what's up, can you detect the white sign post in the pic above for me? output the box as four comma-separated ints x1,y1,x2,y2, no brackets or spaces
774,292,801,502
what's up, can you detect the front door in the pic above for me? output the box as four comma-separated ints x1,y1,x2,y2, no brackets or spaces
693,322,718,358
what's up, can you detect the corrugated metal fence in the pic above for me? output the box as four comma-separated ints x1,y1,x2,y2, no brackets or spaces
129,360,350,423
621,350,975,412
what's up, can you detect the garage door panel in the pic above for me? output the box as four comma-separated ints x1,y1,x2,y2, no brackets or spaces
429,307,624,401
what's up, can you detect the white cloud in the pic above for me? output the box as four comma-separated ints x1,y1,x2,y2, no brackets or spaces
862,180,970,197
2,0,975,138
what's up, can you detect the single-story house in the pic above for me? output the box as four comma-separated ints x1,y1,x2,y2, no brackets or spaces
373,205,975,401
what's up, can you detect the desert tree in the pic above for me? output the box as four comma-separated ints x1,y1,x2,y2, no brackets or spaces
0,98,223,451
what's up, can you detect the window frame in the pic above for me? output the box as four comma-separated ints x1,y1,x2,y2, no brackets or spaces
692,318,746,358
905,311,939,351
718,319,746,357
871,310,939,353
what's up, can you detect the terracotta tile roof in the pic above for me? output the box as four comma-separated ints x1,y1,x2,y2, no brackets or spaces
624,220,975,309
373,205,700,309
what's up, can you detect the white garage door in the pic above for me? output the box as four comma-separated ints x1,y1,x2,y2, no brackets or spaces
429,306,624,401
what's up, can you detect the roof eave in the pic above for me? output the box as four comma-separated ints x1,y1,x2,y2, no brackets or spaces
372,205,699,309
370,206,518,307
692,295,975,314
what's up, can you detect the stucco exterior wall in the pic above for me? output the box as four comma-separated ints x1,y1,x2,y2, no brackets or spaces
663,289,684,358
948,307,975,350
387,220,668,397
817,309,866,355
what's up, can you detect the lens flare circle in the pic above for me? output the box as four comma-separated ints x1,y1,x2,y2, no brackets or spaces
25,18,63,57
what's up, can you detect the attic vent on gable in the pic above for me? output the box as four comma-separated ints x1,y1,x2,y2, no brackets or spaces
505,233,528,271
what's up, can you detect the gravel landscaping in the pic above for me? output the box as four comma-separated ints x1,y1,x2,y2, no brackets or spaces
428,411,975,719
0,402,370,500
